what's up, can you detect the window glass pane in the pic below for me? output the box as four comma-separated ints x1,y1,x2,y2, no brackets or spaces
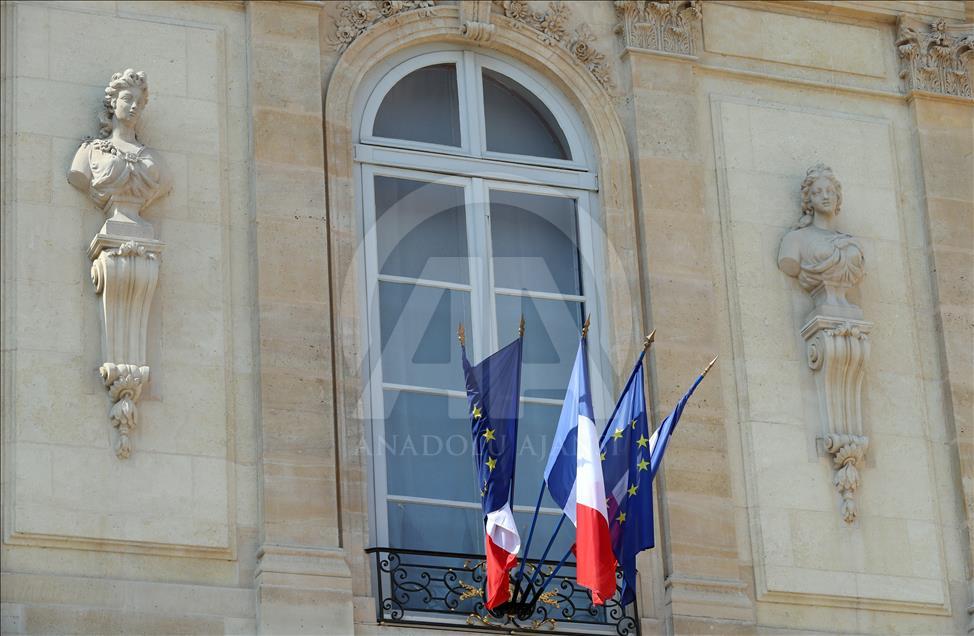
384,391,478,503
490,190,581,295
373,64,461,147
482,68,570,160
375,175,468,284
387,501,483,553
496,295,583,399
379,282,470,391
513,511,575,561
513,402,562,509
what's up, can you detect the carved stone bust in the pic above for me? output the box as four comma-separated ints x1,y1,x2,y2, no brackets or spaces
778,164,865,319
68,69,171,240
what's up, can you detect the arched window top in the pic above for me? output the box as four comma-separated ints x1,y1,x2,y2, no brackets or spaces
361,50,590,169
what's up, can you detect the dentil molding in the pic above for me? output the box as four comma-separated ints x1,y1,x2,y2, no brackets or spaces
896,16,974,98
777,164,872,524
67,69,172,458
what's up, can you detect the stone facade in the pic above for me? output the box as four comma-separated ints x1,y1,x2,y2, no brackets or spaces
1,1,972,635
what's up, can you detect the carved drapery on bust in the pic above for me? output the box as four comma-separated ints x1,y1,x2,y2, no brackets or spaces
778,165,872,523
614,0,702,57
68,69,171,459
896,16,974,98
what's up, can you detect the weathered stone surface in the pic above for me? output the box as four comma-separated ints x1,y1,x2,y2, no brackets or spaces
2,0,972,634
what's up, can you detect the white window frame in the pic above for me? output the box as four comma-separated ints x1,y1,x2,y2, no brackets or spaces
354,49,610,552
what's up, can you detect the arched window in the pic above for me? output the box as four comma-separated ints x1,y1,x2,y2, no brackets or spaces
358,50,605,558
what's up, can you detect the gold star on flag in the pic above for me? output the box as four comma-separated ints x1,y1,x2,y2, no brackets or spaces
600,451,606,462
628,484,638,497
636,434,649,448
612,428,624,441
482,428,496,441
616,511,627,523
485,456,497,472
637,458,649,471
631,418,637,429
472,405,483,419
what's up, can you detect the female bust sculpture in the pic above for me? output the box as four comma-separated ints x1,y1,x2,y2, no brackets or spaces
778,164,865,316
68,69,171,239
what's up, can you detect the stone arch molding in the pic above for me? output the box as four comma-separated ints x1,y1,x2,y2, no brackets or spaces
329,1,615,91
323,0,642,582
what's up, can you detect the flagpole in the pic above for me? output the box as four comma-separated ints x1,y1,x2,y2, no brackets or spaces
532,334,670,605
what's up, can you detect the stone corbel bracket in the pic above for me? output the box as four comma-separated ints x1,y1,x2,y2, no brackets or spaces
896,16,974,98
614,0,702,58
802,316,872,523
89,235,165,459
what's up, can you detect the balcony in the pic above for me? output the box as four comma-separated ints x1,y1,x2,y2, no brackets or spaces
365,547,640,634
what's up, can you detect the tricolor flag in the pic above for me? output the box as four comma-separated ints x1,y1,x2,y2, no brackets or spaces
543,333,617,605
461,334,523,610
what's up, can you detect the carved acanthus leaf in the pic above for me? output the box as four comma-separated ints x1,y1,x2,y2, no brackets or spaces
824,434,869,523
896,16,974,97
615,0,701,57
494,1,614,90
330,1,437,52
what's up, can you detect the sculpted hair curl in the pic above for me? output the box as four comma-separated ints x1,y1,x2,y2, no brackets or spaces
796,163,842,228
98,69,148,138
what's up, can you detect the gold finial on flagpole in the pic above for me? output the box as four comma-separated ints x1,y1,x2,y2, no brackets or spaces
518,315,525,338
643,329,657,351
581,315,591,338
458,323,465,347
702,354,718,377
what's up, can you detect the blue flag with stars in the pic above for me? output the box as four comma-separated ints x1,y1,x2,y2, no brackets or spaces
599,351,653,606
461,335,523,609
601,351,713,605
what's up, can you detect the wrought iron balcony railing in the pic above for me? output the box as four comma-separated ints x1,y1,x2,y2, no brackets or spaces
365,547,640,634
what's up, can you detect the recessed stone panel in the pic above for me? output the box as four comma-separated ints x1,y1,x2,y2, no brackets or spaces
713,96,949,611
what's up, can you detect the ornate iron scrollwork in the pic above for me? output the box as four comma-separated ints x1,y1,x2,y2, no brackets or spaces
365,547,640,634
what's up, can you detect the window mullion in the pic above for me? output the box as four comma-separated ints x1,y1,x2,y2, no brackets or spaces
463,50,485,158
465,176,489,361
473,178,499,353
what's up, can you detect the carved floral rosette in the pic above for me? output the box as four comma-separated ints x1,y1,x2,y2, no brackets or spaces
89,236,164,458
896,16,974,98
495,1,614,89
614,0,702,57
802,316,872,523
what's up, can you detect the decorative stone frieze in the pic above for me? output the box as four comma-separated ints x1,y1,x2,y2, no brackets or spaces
778,165,872,523
614,0,702,57
896,16,974,98
67,69,171,458
493,1,613,89
329,1,437,52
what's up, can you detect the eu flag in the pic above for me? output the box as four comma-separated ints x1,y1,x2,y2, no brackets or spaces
601,351,716,605
599,352,653,606
461,334,523,609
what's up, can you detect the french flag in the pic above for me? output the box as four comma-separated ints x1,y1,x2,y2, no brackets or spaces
461,335,523,609
544,335,617,604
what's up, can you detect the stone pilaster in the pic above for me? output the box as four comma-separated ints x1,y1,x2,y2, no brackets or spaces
908,88,974,632
248,2,353,633
618,33,754,632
